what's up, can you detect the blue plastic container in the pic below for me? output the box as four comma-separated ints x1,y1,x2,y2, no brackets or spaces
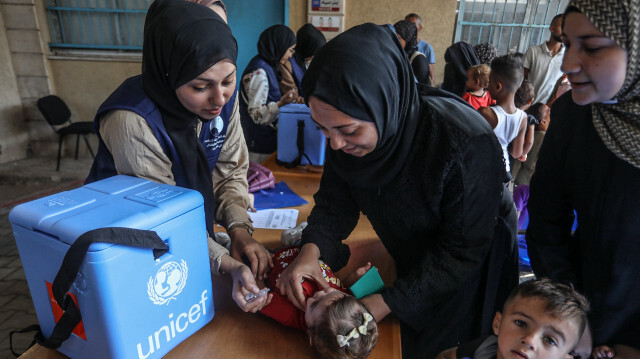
277,103,326,166
9,175,214,359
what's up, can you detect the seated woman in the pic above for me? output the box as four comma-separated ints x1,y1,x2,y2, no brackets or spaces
86,0,271,311
393,20,431,86
239,24,299,164
293,23,326,72
280,23,326,100
276,23,519,358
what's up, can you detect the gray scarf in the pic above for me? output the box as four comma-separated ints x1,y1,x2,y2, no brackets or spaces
570,0,640,169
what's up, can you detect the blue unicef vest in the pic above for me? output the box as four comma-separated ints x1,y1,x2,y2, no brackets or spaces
86,75,234,185
239,55,281,154
289,57,305,98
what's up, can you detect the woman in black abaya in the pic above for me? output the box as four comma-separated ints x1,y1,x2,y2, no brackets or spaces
276,23,518,358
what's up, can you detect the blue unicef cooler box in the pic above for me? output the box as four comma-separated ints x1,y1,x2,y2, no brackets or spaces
9,175,214,359
277,103,326,165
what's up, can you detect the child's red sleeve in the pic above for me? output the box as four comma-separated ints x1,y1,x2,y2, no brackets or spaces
260,292,307,331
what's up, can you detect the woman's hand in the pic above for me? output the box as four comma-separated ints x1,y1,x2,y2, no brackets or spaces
277,89,298,107
276,243,327,311
229,228,273,279
221,254,273,312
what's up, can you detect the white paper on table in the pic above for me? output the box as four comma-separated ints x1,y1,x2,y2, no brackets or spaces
248,209,299,229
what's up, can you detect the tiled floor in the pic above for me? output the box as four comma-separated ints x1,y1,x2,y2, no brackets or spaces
0,156,91,358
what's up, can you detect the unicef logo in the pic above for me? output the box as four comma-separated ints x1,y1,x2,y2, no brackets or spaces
147,260,188,305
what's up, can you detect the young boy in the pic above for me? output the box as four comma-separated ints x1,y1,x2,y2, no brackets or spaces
463,64,495,110
513,103,550,186
436,278,590,359
479,54,532,172
511,79,537,179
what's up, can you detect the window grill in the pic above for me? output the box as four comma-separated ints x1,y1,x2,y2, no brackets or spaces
46,0,152,51
455,0,569,54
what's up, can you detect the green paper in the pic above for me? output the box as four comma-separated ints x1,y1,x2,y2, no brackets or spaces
349,266,385,299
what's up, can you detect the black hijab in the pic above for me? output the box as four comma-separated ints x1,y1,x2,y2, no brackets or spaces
142,0,237,236
294,24,326,65
302,23,420,188
442,42,480,96
393,20,418,57
257,24,296,67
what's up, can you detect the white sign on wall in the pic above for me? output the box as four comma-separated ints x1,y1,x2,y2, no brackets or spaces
308,0,345,15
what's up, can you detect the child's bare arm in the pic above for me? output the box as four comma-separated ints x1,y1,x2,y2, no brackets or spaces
508,113,528,159
435,347,457,359
478,106,498,129
523,124,535,155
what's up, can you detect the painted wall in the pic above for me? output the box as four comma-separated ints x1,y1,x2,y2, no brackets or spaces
47,60,139,126
288,0,457,85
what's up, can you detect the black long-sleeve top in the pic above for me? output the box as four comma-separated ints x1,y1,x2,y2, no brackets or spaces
301,94,518,357
527,92,640,348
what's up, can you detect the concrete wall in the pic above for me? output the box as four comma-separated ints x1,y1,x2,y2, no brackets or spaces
0,1,39,162
0,0,458,163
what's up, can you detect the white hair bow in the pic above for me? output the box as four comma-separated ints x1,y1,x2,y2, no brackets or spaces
336,313,374,347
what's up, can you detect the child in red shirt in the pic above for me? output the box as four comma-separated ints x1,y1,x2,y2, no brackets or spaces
462,64,496,110
259,245,378,359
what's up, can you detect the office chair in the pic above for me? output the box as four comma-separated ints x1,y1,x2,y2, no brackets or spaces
37,95,95,171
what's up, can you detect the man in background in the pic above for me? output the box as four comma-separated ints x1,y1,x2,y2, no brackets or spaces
522,14,565,104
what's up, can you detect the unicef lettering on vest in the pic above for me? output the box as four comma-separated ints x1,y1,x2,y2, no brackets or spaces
10,175,215,359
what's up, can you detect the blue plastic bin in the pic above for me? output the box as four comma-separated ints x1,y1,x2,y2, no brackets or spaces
277,103,326,165
9,175,214,359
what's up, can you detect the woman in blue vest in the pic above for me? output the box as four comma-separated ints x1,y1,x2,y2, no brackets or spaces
281,23,325,101
86,0,273,312
240,24,299,164
283,23,325,99
294,24,326,73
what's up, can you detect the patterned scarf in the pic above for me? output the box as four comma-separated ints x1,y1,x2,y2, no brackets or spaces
570,0,640,168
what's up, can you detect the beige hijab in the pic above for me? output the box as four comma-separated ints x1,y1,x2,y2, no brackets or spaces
570,0,640,169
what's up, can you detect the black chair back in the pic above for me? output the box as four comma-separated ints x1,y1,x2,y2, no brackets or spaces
37,95,72,127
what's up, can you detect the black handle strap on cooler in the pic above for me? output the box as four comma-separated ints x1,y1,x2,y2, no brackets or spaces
33,227,169,350
276,120,312,168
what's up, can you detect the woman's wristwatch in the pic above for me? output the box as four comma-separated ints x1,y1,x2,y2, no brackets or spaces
227,222,255,236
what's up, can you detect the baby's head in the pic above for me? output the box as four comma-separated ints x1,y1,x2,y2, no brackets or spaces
306,288,378,359
493,278,589,359
515,79,535,110
466,64,491,92
489,54,524,98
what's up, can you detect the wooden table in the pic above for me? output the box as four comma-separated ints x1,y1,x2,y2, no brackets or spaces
260,152,324,180
20,164,401,359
